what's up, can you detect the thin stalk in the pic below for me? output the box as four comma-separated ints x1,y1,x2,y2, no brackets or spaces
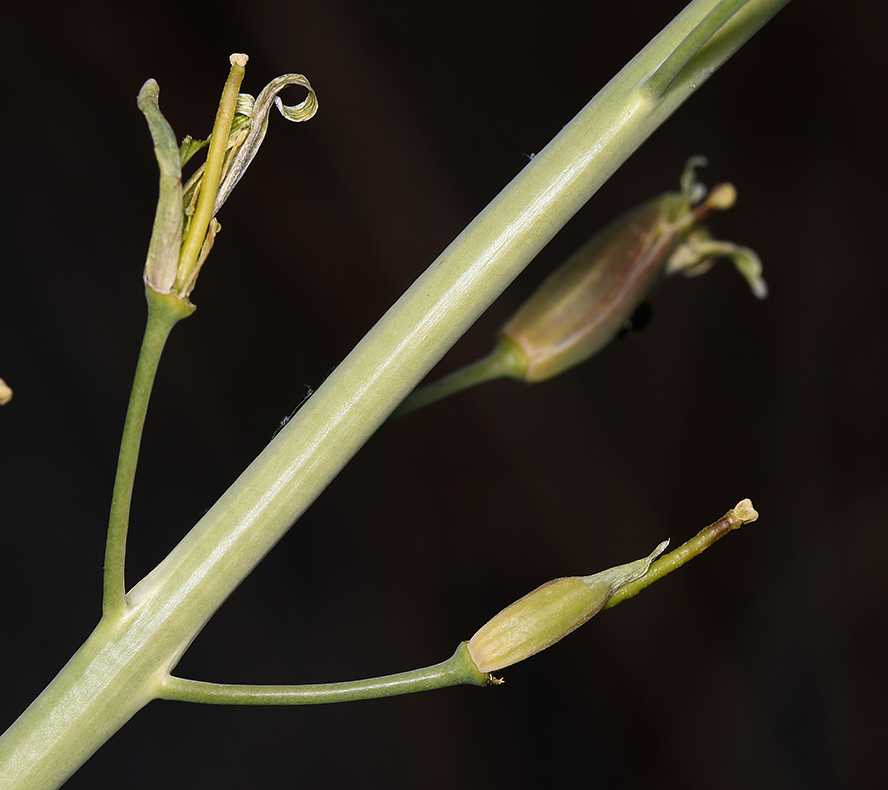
388,337,527,421
103,289,193,617
603,499,759,610
160,643,489,705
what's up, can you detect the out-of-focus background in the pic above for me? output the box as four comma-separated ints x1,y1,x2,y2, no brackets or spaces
1,2,885,788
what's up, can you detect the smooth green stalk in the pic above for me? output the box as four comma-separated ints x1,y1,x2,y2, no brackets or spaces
103,289,194,618
0,4,789,788
160,643,488,705
603,499,759,610
388,337,527,420
644,0,748,97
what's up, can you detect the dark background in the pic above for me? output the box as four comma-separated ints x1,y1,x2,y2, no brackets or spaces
1,1,884,788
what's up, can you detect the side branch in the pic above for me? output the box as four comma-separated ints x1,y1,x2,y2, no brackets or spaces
159,643,490,705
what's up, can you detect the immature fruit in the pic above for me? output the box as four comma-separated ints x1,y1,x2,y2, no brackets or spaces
467,542,667,673
500,161,742,382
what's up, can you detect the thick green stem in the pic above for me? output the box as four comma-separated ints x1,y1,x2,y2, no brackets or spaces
160,643,489,705
103,289,193,618
0,614,171,790
644,0,749,97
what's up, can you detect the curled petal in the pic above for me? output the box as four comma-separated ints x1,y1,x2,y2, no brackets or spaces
213,73,318,214
667,238,767,299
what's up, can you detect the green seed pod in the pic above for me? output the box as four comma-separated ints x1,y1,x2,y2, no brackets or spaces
467,541,667,673
501,161,731,383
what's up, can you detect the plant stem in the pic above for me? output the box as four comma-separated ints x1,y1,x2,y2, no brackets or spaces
160,643,489,705
103,289,193,618
643,0,749,97
0,4,789,787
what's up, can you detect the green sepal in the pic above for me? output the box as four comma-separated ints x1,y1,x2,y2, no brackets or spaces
137,79,183,295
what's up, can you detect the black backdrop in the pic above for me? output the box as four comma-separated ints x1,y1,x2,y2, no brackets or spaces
2,2,885,788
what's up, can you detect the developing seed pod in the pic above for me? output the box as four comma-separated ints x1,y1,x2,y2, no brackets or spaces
500,161,741,382
467,541,667,673
388,160,764,420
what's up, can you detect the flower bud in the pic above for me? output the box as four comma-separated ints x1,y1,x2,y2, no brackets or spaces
467,541,667,673
139,55,317,302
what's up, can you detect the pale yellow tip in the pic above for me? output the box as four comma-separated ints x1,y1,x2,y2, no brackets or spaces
707,182,737,210
733,498,758,523
230,53,249,67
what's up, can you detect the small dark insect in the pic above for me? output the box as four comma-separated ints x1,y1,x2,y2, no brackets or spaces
616,301,653,340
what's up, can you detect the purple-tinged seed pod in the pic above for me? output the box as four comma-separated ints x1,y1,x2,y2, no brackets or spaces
500,173,733,383
388,162,759,422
